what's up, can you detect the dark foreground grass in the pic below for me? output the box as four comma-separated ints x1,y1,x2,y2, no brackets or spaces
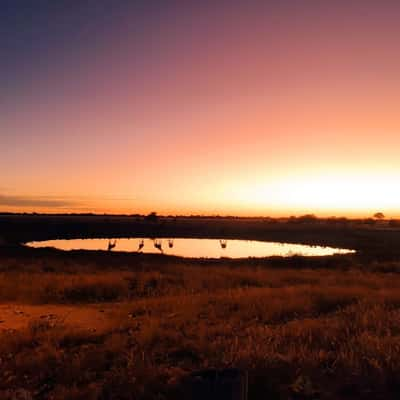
2,251,400,399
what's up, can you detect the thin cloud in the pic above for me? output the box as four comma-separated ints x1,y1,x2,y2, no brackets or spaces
0,194,78,208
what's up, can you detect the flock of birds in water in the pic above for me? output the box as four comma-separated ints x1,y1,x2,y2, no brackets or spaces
107,238,228,253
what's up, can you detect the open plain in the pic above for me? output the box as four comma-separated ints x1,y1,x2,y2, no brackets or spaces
1,215,400,399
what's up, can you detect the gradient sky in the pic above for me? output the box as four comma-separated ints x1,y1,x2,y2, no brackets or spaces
2,0,400,216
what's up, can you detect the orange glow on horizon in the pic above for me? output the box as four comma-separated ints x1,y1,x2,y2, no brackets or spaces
3,170,400,219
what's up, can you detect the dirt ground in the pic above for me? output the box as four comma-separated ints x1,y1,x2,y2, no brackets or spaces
0,303,125,332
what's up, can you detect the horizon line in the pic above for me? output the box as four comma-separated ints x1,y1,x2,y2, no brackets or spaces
0,211,397,220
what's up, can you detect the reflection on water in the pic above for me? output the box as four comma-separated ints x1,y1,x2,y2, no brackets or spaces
28,238,355,258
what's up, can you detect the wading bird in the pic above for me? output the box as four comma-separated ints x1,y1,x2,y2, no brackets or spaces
168,239,174,248
107,240,117,251
154,239,163,252
138,239,144,252
220,239,227,249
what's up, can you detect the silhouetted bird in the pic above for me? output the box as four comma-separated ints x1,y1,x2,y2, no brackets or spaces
220,239,227,249
138,239,144,252
154,239,163,252
168,239,174,248
107,240,117,251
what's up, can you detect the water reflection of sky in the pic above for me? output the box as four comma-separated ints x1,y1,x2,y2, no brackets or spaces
28,238,355,258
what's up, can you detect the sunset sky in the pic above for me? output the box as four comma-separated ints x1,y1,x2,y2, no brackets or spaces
2,1,400,217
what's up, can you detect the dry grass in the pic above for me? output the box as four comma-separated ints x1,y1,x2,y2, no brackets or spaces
2,254,400,398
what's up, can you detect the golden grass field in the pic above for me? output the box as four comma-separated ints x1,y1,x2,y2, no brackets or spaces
1,245,400,399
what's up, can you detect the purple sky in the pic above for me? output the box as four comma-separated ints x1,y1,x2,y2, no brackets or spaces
2,1,400,216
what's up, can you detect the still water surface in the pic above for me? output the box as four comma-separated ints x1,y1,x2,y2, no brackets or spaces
28,238,355,258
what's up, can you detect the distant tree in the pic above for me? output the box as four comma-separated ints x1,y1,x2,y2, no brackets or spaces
145,211,159,223
373,212,385,220
297,214,318,223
